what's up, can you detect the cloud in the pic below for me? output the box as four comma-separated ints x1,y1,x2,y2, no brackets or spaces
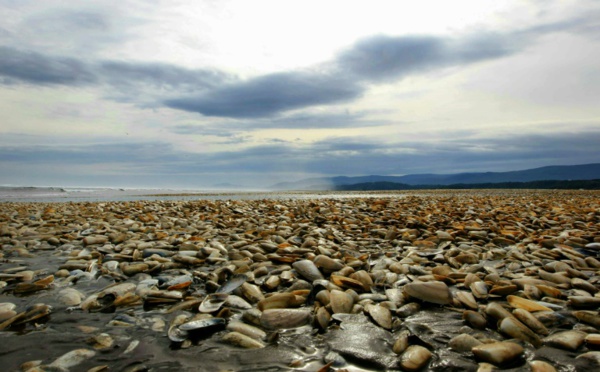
171,111,386,135
337,33,518,82
165,32,520,118
164,71,362,118
99,61,229,92
0,46,230,96
0,47,96,85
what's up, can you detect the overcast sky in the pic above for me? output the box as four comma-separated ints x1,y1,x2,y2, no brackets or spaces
1,0,599,188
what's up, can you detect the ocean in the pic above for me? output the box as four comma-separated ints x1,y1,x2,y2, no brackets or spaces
0,186,402,202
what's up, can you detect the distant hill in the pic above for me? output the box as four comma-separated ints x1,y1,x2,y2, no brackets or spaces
270,163,600,190
336,179,600,191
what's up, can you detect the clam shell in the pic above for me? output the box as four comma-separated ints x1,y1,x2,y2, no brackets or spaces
585,334,600,347
569,296,600,309
225,295,252,310
216,274,248,294
462,310,487,329
544,330,586,351
400,345,432,372
393,330,410,354
260,308,312,330
179,317,226,331
240,282,265,304
529,360,557,372
507,295,553,312
472,341,524,366
315,306,331,329
404,281,451,305
226,321,266,340
449,333,483,352
168,325,188,342
199,293,229,313
330,290,354,314
292,260,324,282
512,308,549,336
397,302,421,318
572,311,600,327
489,284,518,296
470,281,488,299
499,316,542,348
349,270,373,291
257,293,295,311
485,302,513,321
365,303,392,329
48,349,96,370
330,275,369,292
222,331,265,349
313,255,344,272
455,291,478,310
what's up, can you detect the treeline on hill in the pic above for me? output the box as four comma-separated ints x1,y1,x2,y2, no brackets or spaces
334,179,600,191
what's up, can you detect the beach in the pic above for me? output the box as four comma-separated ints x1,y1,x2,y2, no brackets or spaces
1,190,599,371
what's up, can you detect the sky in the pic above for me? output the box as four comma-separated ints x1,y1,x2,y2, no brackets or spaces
0,0,599,189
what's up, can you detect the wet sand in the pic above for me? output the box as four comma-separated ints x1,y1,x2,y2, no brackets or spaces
1,190,599,371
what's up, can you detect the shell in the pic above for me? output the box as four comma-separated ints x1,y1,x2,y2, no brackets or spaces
313,255,344,272
222,331,265,349
329,290,354,314
292,260,324,282
543,330,587,351
199,293,229,313
47,349,96,370
315,306,331,330
470,281,488,299
485,302,513,321
507,295,553,312
512,308,549,336
260,308,312,330
330,275,369,292
226,321,266,340
529,360,557,372
403,281,451,305
449,333,483,352
463,310,487,329
216,274,248,294
569,296,600,309
179,317,226,332
365,303,392,330
455,291,478,310
393,330,410,354
257,293,295,311
472,341,524,366
499,316,542,348
400,345,432,372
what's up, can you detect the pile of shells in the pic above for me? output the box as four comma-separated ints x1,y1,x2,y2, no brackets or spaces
0,189,599,371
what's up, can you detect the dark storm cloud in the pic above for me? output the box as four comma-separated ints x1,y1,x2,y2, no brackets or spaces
0,46,230,91
0,47,96,85
337,33,517,82
164,71,362,118
99,61,230,91
165,32,518,118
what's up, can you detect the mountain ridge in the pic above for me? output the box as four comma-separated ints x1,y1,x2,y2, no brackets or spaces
270,163,600,190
